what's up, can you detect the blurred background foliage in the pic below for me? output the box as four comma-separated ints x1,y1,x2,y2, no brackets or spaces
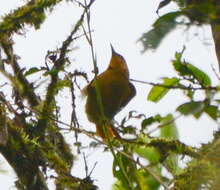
0,0,220,189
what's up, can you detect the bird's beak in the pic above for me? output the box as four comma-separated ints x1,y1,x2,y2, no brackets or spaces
110,44,116,55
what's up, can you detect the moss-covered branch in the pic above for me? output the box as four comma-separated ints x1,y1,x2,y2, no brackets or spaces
1,37,39,107
173,131,220,189
0,120,48,190
0,0,65,37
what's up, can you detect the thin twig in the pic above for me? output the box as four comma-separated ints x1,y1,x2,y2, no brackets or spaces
83,153,89,176
211,64,220,81
88,161,97,177
68,74,80,147
74,1,170,188
130,78,217,91
147,114,182,136
82,1,137,189
39,4,91,133
21,103,170,189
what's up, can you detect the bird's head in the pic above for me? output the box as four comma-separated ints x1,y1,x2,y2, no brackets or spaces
108,45,129,78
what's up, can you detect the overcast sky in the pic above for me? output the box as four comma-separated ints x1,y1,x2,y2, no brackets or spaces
0,1,219,189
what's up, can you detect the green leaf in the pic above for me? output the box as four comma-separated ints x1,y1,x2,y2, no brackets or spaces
139,11,182,51
141,117,155,128
188,64,211,86
204,105,218,120
141,115,162,130
141,115,160,129
112,181,129,190
24,67,41,76
193,109,203,119
164,153,180,175
177,101,204,115
160,115,180,174
186,88,194,100
55,79,71,90
147,77,179,102
113,153,135,189
160,114,178,140
135,146,160,164
136,168,160,190
173,51,191,76
173,51,211,86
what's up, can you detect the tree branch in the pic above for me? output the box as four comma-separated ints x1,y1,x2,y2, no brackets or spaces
1,37,39,107
0,0,64,38
130,78,217,90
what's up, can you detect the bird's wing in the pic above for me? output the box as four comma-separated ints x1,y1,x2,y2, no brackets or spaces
81,78,95,97
119,82,136,109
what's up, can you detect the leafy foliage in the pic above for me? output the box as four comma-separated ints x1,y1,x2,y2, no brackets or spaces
173,131,220,190
139,11,182,50
173,50,212,87
148,77,179,102
177,101,205,115
0,0,220,190
140,0,220,51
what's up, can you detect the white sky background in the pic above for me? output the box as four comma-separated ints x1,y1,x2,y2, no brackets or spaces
0,0,219,189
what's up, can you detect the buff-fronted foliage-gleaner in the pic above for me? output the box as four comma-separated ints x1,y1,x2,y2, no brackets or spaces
84,45,136,140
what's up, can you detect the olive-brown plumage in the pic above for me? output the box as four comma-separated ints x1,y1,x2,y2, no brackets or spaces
85,45,136,139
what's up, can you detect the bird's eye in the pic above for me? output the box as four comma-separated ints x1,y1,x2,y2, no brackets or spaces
118,55,125,61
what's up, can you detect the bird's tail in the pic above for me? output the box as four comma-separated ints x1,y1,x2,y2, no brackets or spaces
96,124,121,140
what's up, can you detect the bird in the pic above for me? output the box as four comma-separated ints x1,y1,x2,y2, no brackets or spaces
84,45,136,140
